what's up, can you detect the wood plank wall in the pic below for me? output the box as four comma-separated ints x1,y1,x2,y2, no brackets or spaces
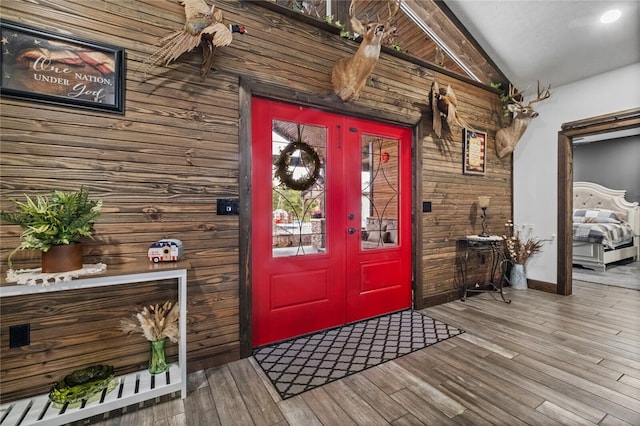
0,0,511,402
420,76,513,305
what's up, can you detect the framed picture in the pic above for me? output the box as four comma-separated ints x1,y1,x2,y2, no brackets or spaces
0,20,125,113
463,129,487,175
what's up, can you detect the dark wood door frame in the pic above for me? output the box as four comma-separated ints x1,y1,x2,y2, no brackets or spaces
238,78,422,357
557,107,640,296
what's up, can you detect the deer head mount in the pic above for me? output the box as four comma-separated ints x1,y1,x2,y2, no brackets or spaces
331,0,400,102
496,81,551,158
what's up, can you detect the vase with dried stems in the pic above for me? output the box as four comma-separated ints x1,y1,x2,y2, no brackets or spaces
148,339,168,374
502,221,551,289
120,301,179,374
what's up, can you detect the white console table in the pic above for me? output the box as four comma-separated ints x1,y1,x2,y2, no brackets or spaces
0,261,188,426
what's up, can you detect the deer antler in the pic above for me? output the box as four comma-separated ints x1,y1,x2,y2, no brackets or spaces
508,81,552,108
506,84,526,107
386,0,401,22
350,0,399,25
348,0,357,21
529,80,552,105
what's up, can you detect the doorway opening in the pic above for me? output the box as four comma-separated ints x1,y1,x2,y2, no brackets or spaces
557,108,640,295
251,98,413,347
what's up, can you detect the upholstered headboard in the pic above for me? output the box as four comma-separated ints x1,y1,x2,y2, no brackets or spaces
573,181,640,236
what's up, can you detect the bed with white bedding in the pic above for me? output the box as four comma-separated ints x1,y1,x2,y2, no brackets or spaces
573,182,639,271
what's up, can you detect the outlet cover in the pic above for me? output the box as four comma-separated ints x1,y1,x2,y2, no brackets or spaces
10,324,30,348
217,198,239,215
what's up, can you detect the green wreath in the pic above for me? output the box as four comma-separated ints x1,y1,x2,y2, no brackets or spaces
274,140,321,191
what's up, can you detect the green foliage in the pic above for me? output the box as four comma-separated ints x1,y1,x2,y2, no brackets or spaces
291,1,304,12
491,82,511,117
324,18,355,40
273,187,303,221
340,29,354,39
49,365,116,406
272,186,319,223
1,187,102,267
335,22,358,40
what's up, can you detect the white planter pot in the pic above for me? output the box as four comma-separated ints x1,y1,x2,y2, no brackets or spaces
510,264,528,289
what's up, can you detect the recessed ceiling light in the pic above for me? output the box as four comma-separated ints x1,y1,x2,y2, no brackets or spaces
600,9,621,24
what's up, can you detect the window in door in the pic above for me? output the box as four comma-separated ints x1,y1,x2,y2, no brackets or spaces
361,135,399,250
271,121,326,258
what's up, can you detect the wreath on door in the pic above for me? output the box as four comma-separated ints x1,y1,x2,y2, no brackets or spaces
274,128,321,191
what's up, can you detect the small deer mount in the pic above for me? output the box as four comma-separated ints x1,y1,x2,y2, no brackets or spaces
431,81,472,138
496,81,551,158
331,0,401,102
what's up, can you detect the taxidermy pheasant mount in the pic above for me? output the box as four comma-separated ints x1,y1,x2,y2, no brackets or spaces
144,0,245,81
431,81,472,138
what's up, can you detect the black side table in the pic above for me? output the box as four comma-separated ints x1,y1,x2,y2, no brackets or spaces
458,235,511,303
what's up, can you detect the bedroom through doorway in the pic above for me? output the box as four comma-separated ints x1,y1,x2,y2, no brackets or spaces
558,108,640,295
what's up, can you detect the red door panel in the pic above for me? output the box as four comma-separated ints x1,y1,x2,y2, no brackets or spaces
360,260,403,292
251,98,411,347
251,98,345,346
344,119,412,322
271,269,330,309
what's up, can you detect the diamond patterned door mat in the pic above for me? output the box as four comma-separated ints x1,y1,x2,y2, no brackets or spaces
253,309,464,399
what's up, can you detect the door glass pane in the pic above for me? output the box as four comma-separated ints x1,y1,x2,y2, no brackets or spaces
361,135,399,250
272,121,326,257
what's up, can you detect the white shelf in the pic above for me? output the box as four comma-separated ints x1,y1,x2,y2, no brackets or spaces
0,262,188,426
0,365,182,426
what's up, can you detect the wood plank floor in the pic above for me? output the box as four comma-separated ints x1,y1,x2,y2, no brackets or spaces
82,281,640,425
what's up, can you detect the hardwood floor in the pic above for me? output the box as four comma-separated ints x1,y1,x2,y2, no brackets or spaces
82,281,640,425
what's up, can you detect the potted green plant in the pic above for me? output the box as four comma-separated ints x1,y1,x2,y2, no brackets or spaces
1,187,102,273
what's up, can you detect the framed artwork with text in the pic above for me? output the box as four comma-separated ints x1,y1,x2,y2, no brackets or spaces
463,129,487,175
0,20,125,113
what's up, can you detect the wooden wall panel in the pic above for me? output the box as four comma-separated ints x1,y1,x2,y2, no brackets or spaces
0,282,179,401
419,105,512,305
0,0,510,401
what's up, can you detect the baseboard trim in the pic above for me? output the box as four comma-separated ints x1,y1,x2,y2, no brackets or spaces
527,279,557,294
418,289,462,309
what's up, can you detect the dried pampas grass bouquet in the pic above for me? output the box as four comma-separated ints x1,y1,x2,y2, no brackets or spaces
120,301,179,343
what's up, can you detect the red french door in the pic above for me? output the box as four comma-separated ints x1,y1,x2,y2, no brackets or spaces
251,98,412,347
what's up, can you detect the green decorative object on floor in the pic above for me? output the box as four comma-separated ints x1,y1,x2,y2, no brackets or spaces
149,339,168,374
49,364,116,407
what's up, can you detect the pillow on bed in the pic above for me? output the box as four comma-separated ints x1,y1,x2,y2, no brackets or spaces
573,209,627,224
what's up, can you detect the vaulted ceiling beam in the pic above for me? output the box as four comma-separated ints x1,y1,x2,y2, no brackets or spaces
405,0,509,85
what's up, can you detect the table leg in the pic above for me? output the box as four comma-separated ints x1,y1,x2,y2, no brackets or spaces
491,242,511,304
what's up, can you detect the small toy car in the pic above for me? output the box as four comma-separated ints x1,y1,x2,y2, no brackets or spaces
148,239,183,263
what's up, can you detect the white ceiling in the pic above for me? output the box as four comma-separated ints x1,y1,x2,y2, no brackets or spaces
443,0,640,89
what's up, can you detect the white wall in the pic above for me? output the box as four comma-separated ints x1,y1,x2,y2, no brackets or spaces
513,62,640,284
574,135,640,202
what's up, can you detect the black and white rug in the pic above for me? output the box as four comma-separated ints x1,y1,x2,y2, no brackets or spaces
253,309,464,399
